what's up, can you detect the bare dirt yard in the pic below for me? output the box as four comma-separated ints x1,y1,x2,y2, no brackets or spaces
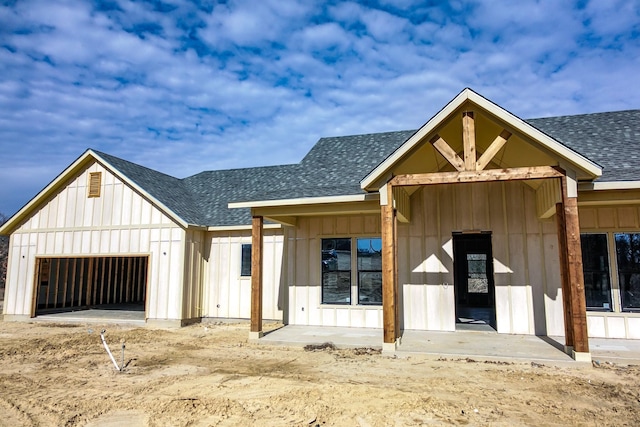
1,321,639,426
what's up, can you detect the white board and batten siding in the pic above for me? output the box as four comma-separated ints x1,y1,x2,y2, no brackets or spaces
399,181,564,336
204,230,284,321
579,205,640,339
3,160,190,324
287,215,384,328
182,229,206,322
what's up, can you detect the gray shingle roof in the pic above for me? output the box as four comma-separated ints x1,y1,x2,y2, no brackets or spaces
97,109,639,228
94,150,205,225
527,110,640,182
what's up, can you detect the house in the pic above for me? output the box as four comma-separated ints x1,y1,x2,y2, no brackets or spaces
2,88,640,362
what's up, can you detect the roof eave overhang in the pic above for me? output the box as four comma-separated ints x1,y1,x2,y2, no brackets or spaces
0,149,191,235
360,88,603,191
578,181,640,191
0,150,96,235
207,224,283,232
228,193,381,225
577,181,640,206
228,193,380,209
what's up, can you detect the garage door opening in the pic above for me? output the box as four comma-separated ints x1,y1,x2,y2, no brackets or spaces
33,256,148,316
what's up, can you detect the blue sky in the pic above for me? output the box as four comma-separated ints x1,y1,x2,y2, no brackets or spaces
1,0,639,216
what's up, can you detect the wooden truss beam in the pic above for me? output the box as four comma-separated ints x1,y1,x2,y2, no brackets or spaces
462,111,476,171
390,166,564,187
476,130,511,171
250,216,264,336
429,112,511,173
430,135,465,172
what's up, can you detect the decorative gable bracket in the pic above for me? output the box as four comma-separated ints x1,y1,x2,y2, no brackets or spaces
430,111,512,172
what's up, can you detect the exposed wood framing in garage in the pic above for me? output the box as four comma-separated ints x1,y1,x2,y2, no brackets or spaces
32,256,148,314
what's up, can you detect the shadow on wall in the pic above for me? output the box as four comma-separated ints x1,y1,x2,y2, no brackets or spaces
1,212,7,291
0,235,7,291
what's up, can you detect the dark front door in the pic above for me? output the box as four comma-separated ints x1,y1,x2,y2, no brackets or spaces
453,232,496,329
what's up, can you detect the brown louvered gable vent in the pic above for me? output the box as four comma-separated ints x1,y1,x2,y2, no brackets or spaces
88,172,102,198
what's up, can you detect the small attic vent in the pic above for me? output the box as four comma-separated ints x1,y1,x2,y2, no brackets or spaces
88,172,102,198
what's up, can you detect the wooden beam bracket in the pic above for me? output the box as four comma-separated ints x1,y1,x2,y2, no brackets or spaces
476,129,511,171
430,134,465,172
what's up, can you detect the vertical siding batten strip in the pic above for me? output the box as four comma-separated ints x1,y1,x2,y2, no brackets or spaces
502,182,513,333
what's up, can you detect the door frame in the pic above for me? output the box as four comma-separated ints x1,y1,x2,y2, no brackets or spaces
452,231,496,327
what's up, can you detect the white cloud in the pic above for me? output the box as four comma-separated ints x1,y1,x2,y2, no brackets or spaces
0,0,639,215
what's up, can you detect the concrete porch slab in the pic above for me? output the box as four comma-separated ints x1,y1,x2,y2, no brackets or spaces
257,325,640,366
260,325,382,349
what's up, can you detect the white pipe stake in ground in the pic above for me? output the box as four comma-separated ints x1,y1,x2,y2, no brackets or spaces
100,330,122,371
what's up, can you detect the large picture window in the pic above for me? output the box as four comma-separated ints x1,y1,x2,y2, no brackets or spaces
615,233,640,312
321,237,382,306
580,234,612,311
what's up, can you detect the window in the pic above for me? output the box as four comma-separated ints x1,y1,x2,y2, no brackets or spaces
88,172,102,198
615,233,640,312
322,238,351,304
357,238,382,305
321,237,382,306
580,234,612,311
241,244,251,277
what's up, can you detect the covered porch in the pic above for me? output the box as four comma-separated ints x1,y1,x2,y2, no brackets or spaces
243,89,603,362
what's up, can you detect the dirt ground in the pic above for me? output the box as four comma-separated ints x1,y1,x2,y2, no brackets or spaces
1,321,639,426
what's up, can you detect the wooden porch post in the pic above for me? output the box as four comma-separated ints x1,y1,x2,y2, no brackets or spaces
559,176,590,360
250,215,264,339
555,202,574,349
381,183,398,350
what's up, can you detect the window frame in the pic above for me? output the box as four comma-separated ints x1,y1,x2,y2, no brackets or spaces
240,243,251,277
321,238,352,305
356,237,383,305
320,236,382,307
580,233,613,311
614,232,640,313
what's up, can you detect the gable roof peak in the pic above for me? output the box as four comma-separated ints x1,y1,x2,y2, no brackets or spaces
360,88,603,190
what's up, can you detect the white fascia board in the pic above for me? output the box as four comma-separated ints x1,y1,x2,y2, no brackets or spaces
0,150,96,235
360,88,603,190
91,151,190,229
465,91,602,178
360,89,469,190
228,193,379,209
578,181,640,191
207,224,282,231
